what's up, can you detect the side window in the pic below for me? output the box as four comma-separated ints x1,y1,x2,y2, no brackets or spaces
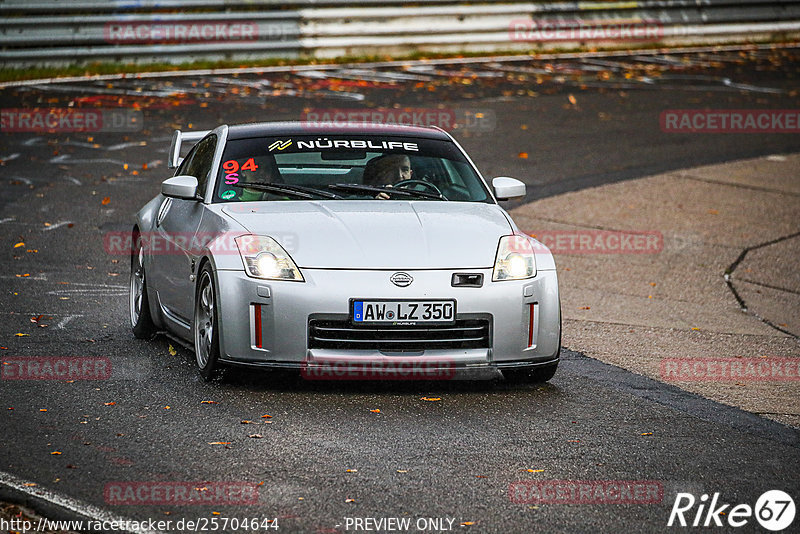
174,145,197,178
180,135,217,199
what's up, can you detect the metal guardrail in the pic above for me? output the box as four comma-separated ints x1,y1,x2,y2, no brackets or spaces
1,1,799,66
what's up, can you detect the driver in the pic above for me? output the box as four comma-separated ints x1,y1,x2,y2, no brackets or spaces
237,156,280,201
362,154,412,200
363,154,412,186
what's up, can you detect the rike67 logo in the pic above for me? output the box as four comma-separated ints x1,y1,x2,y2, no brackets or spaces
668,490,795,531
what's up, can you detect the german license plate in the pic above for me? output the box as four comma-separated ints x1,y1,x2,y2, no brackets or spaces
352,300,456,325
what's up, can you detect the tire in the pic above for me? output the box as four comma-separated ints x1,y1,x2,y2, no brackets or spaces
193,264,221,381
130,233,156,339
504,301,562,384
503,361,559,384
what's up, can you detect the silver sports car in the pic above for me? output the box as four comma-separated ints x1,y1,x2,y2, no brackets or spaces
130,122,561,382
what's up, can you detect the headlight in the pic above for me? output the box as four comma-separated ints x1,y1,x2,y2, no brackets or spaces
492,234,536,281
235,235,304,281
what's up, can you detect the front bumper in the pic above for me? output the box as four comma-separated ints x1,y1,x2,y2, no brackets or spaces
214,267,560,370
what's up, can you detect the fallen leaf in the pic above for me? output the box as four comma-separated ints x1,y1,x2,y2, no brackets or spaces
168,345,177,356
370,409,381,413
208,442,231,445
578,306,591,310
260,414,272,418
14,242,25,248
200,400,217,404
420,397,441,401
396,470,408,473
164,406,170,410
518,152,528,159
104,402,116,406
211,512,220,516
51,451,62,455
39,409,47,412
345,498,355,503
346,469,357,473
15,333,30,337
101,197,111,205
248,434,263,439
568,94,577,105
641,432,653,436
240,420,254,424
526,469,544,473
461,522,475,526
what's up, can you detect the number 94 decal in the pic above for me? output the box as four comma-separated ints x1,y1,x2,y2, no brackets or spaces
223,158,259,185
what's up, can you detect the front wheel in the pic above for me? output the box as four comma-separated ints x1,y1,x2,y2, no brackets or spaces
130,234,156,339
503,361,559,384
194,265,221,381
505,303,561,383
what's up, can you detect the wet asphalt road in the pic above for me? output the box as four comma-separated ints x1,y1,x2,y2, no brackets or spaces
1,46,799,533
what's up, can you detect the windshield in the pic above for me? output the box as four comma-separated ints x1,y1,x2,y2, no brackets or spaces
212,135,492,203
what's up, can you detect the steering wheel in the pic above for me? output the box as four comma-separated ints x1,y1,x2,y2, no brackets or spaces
394,179,445,198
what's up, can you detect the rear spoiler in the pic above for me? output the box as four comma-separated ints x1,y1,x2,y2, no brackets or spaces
168,129,210,169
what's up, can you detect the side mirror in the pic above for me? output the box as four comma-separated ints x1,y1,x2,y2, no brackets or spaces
162,175,199,200
492,177,526,200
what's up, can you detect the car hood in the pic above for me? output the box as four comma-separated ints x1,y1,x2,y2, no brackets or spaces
221,201,512,269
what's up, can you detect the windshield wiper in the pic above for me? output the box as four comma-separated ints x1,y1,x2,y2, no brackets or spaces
237,182,342,199
328,183,444,200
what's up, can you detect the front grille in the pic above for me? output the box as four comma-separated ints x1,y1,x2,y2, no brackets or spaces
308,317,491,351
